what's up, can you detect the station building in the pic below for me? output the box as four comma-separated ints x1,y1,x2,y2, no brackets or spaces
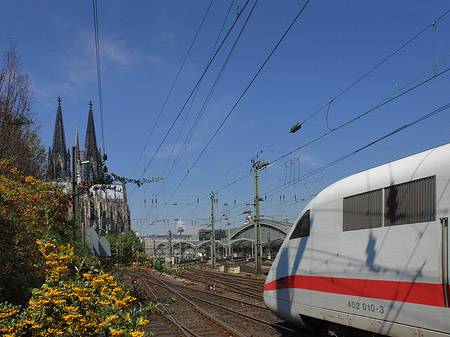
142,216,292,262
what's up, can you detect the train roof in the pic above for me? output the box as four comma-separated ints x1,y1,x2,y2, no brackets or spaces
314,142,450,208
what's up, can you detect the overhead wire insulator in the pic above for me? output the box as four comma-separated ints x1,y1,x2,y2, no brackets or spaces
290,122,303,133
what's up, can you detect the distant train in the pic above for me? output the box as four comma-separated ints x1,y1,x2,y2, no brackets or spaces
264,143,450,337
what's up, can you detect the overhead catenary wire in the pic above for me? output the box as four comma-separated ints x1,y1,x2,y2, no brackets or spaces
152,163,254,224
280,56,450,174
301,9,450,126
156,0,311,216
156,8,249,197
256,9,450,157
92,0,106,155
264,101,450,200
154,61,450,229
129,0,251,200
129,0,216,178
273,64,450,165
152,0,261,219
143,6,450,229
153,2,444,225
136,0,252,181
156,0,235,197
219,101,450,223
189,68,450,224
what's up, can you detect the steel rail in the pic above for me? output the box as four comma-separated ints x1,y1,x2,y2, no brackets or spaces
147,273,248,337
136,273,200,337
137,270,298,336
180,270,263,300
124,269,248,337
176,284,298,334
139,271,266,310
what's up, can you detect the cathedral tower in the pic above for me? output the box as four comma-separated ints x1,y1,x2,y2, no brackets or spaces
82,101,102,181
47,97,71,181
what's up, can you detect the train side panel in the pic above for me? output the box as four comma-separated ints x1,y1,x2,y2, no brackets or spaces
264,143,450,336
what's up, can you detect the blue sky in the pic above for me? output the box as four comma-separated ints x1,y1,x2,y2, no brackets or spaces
1,1,450,236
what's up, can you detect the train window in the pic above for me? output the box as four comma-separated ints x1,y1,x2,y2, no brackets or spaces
343,189,382,231
384,175,435,226
290,210,310,239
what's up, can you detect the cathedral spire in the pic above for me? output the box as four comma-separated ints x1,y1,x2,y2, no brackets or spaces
75,123,79,148
47,97,71,181
52,97,67,155
85,101,98,156
83,101,101,180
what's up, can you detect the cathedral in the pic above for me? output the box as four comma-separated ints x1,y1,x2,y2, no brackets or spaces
47,97,130,237
47,97,71,181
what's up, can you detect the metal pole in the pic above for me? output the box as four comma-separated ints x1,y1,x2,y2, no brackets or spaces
118,230,122,259
72,146,79,239
210,193,216,269
252,158,264,275
122,183,129,231
169,230,173,264
251,240,254,259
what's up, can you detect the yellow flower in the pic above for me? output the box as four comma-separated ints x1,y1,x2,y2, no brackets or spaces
138,318,149,326
78,296,92,302
130,331,145,337
83,273,94,280
66,306,78,312
0,309,19,320
107,314,119,323
110,328,123,336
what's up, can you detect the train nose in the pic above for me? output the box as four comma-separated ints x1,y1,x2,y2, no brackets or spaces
263,288,276,313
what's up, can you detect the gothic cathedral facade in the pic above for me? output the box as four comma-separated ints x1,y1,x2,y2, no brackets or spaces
47,98,130,235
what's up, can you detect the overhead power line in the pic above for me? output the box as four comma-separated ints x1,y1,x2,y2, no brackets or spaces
156,59,450,227
129,0,216,178
213,100,450,222
301,9,450,126
129,0,252,200
92,0,106,154
165,4,450,202
274,64,450,165
164,59,450,224
137,0,252,183
156,0,311,215
156,0,235,197
144,5,450,227
225,62,450,220
265,101,450,199
152,0,261,219
257,8,450,158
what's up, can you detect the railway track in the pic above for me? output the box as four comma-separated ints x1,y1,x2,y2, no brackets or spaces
118,266,308,337
180,266,265,301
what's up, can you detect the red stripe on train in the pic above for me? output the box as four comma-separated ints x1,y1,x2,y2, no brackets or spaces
264,275,446,307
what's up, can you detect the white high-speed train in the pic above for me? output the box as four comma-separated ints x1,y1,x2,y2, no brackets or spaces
264,143,450,337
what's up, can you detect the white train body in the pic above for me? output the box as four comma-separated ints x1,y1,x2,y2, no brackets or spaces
264,143,450,337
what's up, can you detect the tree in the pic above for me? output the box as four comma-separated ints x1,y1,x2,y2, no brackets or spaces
0,42,46,178
107,230,144,262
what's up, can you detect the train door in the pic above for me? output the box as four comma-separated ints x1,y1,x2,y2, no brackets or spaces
441,217,449,307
